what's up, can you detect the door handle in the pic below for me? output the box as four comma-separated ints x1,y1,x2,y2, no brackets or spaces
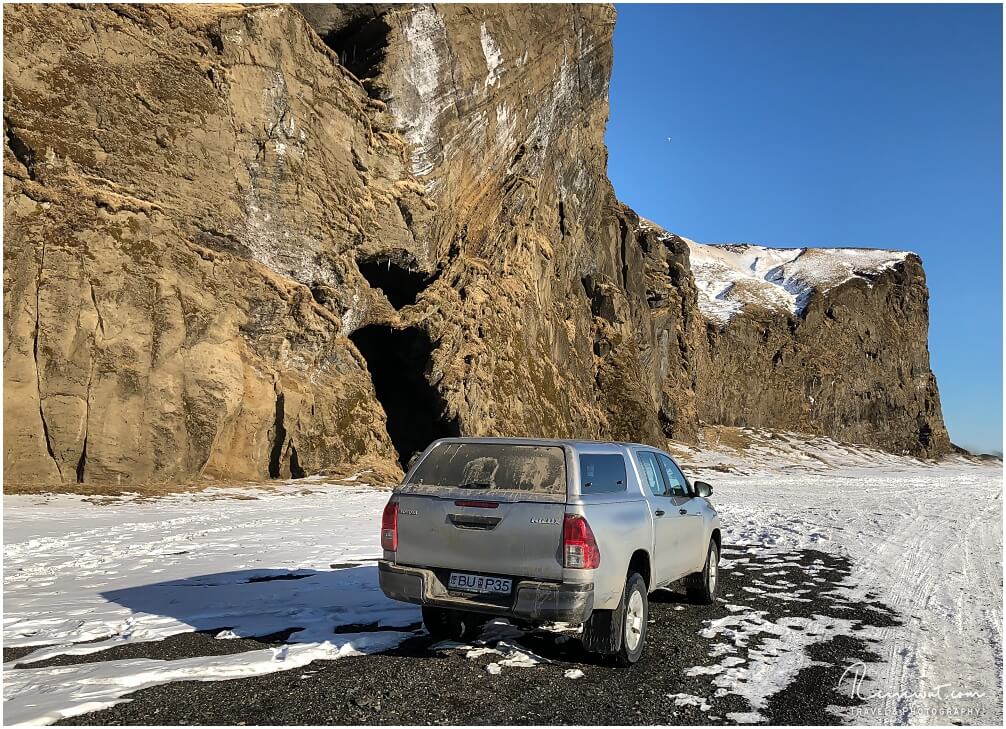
654,509,665,517
679,508,688,515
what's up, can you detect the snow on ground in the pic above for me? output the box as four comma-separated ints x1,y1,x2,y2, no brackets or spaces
674,432,1002,725
3,438,1002,725
3,478,419,725
688,587,861,716
669,427,957,477
431,618,553,676
668,692,712,711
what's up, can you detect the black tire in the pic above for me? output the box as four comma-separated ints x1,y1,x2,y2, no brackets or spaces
582,572,648,666
685,539,719,604
421,606,488,642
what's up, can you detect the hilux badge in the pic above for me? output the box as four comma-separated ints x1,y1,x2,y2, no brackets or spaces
530,517,559,525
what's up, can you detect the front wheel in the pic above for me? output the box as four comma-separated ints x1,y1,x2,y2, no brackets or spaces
685,539,719,604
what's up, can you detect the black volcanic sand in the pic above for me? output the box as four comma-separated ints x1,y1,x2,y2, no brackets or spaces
41,545,910,725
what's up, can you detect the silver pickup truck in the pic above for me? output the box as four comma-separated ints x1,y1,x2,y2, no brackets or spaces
378,437,721,664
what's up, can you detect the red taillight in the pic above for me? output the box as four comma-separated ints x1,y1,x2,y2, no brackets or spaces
563,514,600,569
381,501,398,551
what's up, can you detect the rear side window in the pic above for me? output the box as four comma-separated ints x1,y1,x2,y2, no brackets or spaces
579,454,627,494
407,442,566,494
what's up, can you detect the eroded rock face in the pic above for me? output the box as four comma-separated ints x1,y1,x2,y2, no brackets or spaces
363,4,706,449
3,3,692,487
696,255,950,458
2,3,949,488
4,4,417,486
668,227,950,458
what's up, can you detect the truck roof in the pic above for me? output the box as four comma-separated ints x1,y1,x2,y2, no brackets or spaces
428,436,655,452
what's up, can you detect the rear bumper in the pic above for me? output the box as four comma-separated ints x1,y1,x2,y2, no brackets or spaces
378,561,594,623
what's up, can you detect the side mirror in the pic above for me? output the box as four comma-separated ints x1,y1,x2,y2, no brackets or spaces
694,481,712,498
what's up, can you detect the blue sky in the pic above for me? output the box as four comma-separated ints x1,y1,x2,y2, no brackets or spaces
606,3,1003,454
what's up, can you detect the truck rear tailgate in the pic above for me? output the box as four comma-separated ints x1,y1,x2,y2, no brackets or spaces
392,441,568,581
395,493,565,580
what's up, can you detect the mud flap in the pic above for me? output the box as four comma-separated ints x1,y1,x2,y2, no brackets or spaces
581,593,625,655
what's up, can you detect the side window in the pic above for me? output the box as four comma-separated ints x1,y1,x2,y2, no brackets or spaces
636,452,667,497
658,454,690,497
579,454,627,494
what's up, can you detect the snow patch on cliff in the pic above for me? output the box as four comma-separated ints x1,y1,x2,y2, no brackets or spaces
480,23,504,88
240,69,333,286
528,55,576,172
686,242,803,324
637,220,910,324
495,104,516,153
398,6,449,178
686,239,910,324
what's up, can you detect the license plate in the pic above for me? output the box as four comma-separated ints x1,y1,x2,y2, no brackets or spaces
448,572,512,594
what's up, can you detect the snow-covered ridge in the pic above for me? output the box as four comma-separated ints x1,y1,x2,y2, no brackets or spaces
667,425,987,478
638,219,911,324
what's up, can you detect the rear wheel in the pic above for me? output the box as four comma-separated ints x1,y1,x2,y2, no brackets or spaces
421,606,489,642
582,572,648,666
685,540,719,604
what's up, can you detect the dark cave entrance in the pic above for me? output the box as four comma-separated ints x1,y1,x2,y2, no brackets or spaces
268,392,287,479
349,325,459,469
357,255,433,309
318,12,391,90
268,391,306,480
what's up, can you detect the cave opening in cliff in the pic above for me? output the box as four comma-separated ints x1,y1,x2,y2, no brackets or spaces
76,439,86,484
267,392,307,479
318,12,391,87
357,254,434,309
349,324,459,469
268,392,287,479
288,443,306,479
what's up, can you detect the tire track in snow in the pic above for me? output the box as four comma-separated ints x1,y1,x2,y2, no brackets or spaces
714,464,1002,725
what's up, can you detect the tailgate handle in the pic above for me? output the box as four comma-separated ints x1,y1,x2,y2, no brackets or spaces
448,513,501,530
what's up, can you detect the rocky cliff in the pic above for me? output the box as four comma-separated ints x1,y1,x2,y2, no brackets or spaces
649,224,951,457
2,3,949,489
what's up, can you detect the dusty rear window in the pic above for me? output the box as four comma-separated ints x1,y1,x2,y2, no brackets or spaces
407,443,567,494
